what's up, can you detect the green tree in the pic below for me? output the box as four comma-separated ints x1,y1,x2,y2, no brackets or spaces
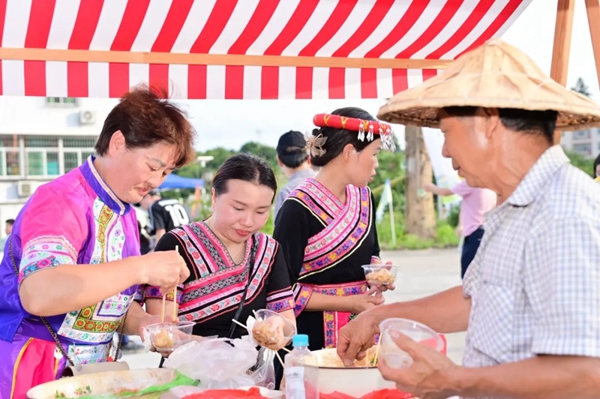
239,141,279,170
571,77,591,97
565,149,594,177
202,147,237,170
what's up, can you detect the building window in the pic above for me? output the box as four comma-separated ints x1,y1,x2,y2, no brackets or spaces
573,143,592,156
26,151,43,176
573,130,591,140
1,150,21,176
0,134,96,178
64,137,97,148
47,151,60,175
46,97,78,107
25,137,59,148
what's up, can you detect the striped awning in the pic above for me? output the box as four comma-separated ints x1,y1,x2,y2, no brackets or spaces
0,0,532,99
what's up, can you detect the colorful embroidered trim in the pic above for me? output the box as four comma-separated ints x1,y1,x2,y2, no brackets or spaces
370,256,383,264
291,184,372,277
298,281,368,348
19,238,78,283
144,286,184,303
313,113,396,151
266,288,295,312
292,284,314,316
170,232,278,323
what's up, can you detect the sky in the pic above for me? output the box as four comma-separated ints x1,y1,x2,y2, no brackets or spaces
175,0,600,152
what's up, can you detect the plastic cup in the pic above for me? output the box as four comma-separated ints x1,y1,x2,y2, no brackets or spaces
378,318,445,369
252,309,297,350
145,321,195,353
362,264,399,287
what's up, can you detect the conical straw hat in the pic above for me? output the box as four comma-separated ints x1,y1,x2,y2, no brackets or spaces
377,39,600,131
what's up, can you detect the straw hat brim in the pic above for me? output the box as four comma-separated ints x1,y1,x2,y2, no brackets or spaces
377,39,600,131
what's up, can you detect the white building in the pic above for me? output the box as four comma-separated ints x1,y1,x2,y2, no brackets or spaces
561,128,600,159
0,96,119,239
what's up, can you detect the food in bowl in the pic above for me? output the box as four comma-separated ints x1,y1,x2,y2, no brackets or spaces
154,328,175,348
145,321,195,353
312,348,396,397
361,265,398,287
251,309,296,351
252,320,285,350
317,346,380,368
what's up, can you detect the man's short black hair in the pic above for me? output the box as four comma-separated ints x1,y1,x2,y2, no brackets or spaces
276,130,309,168
442,106,558,144
6,219,14,225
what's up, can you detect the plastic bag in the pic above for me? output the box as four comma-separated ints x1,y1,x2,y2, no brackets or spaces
163,337,275,390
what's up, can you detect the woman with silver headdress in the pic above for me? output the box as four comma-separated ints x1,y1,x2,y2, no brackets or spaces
273,107,397,353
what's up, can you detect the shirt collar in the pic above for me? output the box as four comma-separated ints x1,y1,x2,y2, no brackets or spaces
290,168,315,180
80,156,130,215
507,145,569,207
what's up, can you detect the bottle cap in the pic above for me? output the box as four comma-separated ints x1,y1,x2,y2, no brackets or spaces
292,334,309,347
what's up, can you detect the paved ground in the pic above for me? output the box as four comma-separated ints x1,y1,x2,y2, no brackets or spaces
122,248,466,368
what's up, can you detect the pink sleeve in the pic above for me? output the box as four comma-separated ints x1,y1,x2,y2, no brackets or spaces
18,185,87,284
450,181,472,197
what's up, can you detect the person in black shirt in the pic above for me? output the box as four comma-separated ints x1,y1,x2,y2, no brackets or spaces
140,190,191,245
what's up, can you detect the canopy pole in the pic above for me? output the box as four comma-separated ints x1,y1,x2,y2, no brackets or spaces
586,0,600,89
550,0,576,145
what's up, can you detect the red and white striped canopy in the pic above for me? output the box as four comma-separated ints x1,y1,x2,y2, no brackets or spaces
0,0,531,99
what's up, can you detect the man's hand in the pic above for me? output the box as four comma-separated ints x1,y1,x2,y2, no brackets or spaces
378,331,458,399
337,309,380,366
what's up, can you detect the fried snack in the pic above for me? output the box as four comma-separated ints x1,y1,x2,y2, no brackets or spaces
154,328,175,348
366,268,395,285
318,346,379,368
252,319,285,350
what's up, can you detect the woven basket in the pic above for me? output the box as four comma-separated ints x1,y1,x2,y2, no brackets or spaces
378,39,600,131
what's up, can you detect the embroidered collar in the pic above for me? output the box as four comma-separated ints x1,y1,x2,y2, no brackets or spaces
80,156,129,215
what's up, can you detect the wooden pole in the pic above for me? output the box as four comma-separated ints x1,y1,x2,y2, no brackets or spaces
0,47,452,70
585,0,600,89
550,0,576,145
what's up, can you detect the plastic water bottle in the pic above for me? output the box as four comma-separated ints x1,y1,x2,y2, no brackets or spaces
284,334,319,399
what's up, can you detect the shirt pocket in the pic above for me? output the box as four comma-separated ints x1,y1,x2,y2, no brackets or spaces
469,282,515,364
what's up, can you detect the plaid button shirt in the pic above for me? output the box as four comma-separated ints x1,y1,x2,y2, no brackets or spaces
462,145,600,398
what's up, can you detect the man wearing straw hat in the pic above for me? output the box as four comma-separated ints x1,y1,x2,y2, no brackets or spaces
337,39,600,398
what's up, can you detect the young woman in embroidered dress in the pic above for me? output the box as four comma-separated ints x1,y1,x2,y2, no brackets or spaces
273,107,396,353
0,86,195,398
144,154,296,343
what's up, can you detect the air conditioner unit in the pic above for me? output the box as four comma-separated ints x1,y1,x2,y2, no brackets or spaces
79,109,96,125
17,181,33,198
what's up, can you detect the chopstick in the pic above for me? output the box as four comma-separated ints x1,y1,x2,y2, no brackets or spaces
162,245,180,324
161,295,166,324
172,245,179,322
372,335,381,366
231,318,249,331
275,351,285,368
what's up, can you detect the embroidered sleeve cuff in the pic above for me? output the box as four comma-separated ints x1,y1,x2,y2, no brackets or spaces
19,240,78,283
293,284,313,317
370,256,382,264
266,287,295,312
133,285,145,305
143,285,184,304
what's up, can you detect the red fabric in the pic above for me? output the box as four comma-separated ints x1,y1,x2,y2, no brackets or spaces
13,339,59,399
184,387,266,399
320,389,414,399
